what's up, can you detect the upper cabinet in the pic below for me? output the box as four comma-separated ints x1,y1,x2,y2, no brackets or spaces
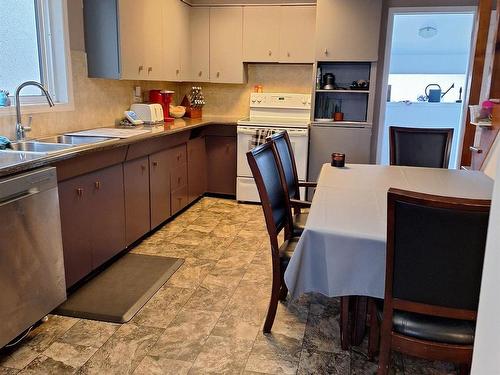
279,6,316,63
190,7,210,82
315,0,382,62
210,7,245,84
243,6,281,62
242,5,316,64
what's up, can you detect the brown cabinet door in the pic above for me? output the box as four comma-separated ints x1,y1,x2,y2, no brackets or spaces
206,135,237,195
187,137,207,203
124,157,150,245
150,149,171,229
171,185,189,215
89,165,126,269
58,176,93,288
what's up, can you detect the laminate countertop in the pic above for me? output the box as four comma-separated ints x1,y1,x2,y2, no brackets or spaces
0,117,239,178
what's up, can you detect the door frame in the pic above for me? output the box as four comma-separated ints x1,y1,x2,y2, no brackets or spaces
375,6,478,167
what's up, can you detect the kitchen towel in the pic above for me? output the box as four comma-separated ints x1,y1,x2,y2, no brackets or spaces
250,128,276,148
0,136,12,150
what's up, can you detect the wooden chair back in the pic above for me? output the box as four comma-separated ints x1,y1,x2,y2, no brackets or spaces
267,131,301,200
389,127,454,168
386,188,491,320
246,141,294,251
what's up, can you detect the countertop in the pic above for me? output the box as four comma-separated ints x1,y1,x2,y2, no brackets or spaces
0,116,239,178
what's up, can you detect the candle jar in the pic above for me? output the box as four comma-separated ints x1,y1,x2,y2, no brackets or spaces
331,153,345,167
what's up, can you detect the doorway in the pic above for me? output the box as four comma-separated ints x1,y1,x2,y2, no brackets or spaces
376,8,476,168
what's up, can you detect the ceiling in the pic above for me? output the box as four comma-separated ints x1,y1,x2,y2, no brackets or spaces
391,13,475,55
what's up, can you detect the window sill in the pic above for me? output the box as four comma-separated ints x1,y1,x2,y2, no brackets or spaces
0,101,74,117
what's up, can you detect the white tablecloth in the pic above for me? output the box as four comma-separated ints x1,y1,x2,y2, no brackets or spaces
284,164,494,299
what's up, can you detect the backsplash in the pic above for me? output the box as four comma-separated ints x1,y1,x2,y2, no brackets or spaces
0,51,313,140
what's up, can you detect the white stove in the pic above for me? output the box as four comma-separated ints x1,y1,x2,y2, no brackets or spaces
236,93,311,202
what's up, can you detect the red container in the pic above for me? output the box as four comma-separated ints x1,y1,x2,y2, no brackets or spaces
148,90,175,122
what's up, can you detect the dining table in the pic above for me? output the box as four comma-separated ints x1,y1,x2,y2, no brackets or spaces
284,163,494,346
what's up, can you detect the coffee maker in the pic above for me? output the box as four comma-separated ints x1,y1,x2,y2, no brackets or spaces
149,90,175,122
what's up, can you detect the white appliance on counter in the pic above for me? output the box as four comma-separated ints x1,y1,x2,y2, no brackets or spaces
237,93,311,202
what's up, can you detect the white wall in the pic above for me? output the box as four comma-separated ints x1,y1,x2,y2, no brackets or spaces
471,151,500,373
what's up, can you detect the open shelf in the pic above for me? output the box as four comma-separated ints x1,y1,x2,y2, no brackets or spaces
316,89,370,94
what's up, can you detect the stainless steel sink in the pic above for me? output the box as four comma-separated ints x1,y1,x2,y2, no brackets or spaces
37,135,114,145
9,142,73,153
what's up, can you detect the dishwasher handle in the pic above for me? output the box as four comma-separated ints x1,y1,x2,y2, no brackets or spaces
0,188,41,206
0,167,57,204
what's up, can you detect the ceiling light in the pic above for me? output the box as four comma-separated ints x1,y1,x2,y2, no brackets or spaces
419,26,438,39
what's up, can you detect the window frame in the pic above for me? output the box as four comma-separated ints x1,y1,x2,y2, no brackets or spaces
0,0,74,116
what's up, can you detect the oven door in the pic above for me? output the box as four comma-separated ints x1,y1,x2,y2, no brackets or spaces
237,126,309,179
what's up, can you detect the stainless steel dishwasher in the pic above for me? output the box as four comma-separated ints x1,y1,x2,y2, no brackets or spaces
0,167,66,348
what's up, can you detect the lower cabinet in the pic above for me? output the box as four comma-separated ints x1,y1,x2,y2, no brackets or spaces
187,137,207,203
150,149,172,229
59,164,125,287
206,135,237,195
124,156,150,245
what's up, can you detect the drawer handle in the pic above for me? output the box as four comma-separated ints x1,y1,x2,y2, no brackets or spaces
76,188,84,197
324,48,328,55
178,177,181,184
138,65,144,73
95,181,101,190
177,154,181,161
153,161,159,167
141,165,146,171
148,67,153,74
469,146,483,154
198,71,202,77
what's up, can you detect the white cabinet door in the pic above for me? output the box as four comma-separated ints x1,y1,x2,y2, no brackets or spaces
143,0,163,80
118,0,147,80
243,6,280,62
178,1,191,81
162,0,182,81
190,7,210,82
210,7,245,84
279,6,316,63
315,0,382,61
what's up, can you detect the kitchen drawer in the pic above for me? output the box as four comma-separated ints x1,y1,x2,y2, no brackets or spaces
171,164,188,191
169,144,187,167
171,185,188,215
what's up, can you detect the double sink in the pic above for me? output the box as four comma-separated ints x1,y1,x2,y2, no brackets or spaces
3,135,115,155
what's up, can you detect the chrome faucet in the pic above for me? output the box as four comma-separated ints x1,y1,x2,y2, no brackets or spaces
15,81,55,141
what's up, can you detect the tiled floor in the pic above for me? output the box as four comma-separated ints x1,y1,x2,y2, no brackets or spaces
0,197,459,374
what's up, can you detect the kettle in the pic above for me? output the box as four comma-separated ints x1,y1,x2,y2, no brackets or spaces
425,84,442,103
322,73,336,90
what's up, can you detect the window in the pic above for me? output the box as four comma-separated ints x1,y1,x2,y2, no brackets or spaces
0,0,71,109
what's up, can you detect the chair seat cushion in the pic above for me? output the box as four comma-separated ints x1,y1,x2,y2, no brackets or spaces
376,302,475,345
293,212,308,236
279,237,300,271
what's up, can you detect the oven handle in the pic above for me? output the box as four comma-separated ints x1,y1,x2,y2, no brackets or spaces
237,127,308,137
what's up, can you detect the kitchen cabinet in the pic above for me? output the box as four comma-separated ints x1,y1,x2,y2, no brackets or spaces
279,6,316,63
210,7,245,84
124,157,150,245
163,0,191,81
206,136,237,195
243,6,280,62
315,0,382,62
190,7,210,82
84,0,163,80
187,137,207,203
59,164,125,287
150,149,171,229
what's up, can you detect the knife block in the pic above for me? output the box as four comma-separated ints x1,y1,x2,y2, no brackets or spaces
181,95,203,119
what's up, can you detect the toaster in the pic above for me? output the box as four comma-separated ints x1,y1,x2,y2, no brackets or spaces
130,103,164,124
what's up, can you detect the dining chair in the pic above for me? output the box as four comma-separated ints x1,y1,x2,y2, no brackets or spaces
368,188,490,375
389,126,454,168
246,141,299,333
266,131,317,235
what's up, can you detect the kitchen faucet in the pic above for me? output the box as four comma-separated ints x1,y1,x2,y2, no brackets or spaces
15,81,55,141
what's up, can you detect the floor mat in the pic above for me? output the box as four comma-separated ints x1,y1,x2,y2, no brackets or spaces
55,254,183,323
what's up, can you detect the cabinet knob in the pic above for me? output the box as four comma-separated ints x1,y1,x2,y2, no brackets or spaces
198,71,202,77
178,177,181,184
153,161,158,167
141,165,146,171
287,52,290,57
95,181,101,190
268,50,272,56
225,144,230,153
176,69,180,75
324,48,328,55
470,146,483,154
216,72,220,78
76,188,83,197
138,65,144,72
148,67,153,74
177,154,181,161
